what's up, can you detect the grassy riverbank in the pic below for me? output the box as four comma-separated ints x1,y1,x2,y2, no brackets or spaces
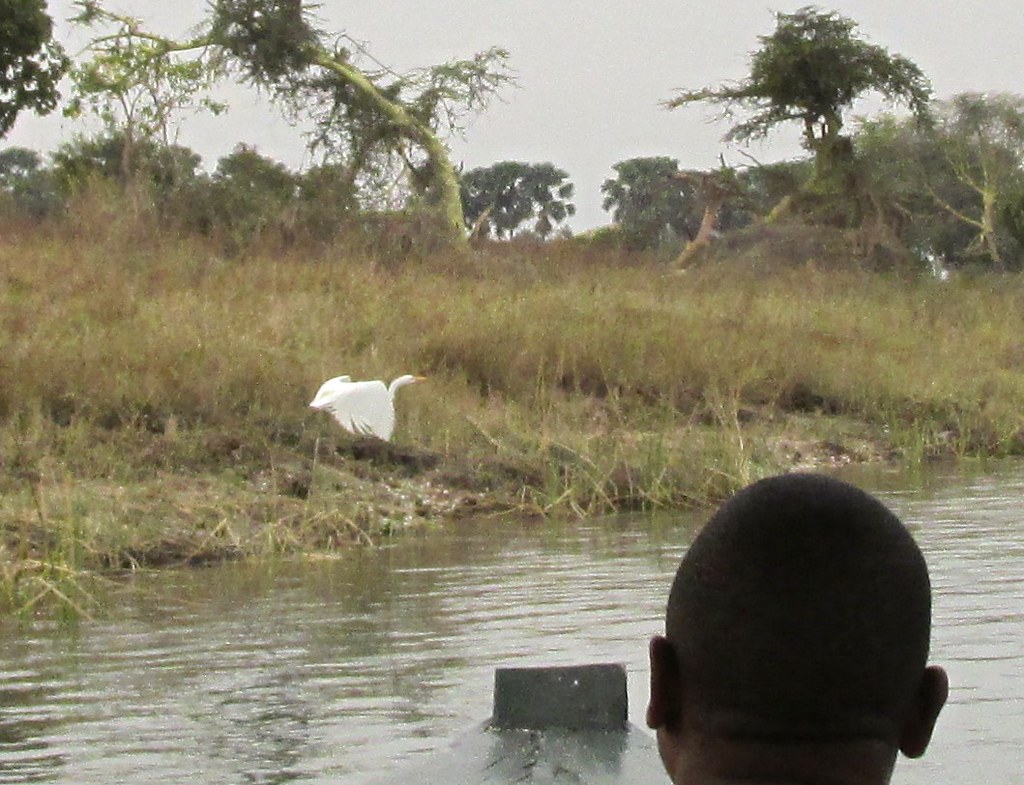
4,212,1024,615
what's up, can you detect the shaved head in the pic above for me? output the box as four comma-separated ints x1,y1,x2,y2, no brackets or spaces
665,473,932,743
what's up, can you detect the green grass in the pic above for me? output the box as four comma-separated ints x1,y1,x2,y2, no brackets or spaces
4,204,1024,615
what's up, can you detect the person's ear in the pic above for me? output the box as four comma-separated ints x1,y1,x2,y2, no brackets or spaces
898,665,948,758
647,635,683,731
648,635,687,780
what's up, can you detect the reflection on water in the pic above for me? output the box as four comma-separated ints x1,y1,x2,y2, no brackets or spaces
1,467,1022,784
871,468,1024,782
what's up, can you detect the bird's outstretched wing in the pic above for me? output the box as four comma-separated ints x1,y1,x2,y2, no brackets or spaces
322,380,395,441
309,375,352,409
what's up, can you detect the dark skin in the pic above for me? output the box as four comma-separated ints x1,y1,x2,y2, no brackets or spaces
646,636,949,785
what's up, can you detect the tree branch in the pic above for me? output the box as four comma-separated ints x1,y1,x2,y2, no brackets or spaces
927,184,985,230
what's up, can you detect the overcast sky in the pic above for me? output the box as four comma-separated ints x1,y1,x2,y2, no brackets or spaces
7,1,1024,228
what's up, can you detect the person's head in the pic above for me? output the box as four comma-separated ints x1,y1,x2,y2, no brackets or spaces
647,473,947,784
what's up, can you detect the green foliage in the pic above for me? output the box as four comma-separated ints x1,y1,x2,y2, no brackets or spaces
668,7,930,153
66,6,225,180
32,130,384,251
294,162,360,241
0,145,61,218
718,159,812,230
294,46,513,214
460,161,576,239
52,134,120,185
931,93,1024,268
214,144,294,195
0,146,40,181
206,0,512,228
65,45,225,140
51,132,202,193
856,93,1024,269
188,145,297,248
600,157,700,250
0,0,69,137
166,146,362,250
855,114,964,263
210,0,319,82
72,0,514,242
1000,186,1024,251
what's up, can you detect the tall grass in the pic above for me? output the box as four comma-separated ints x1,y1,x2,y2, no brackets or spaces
5,196,1024,614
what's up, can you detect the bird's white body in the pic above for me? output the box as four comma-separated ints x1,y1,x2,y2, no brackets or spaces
309,374,422,441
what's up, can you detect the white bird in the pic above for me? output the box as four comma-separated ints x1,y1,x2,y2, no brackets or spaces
309,374,424,441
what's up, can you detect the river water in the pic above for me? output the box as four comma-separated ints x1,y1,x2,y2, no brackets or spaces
1,467,1022,784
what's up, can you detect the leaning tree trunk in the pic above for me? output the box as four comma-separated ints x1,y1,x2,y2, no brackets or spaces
676,198,724,267
313,53,467,244
981,189,1004,270
674,170,739,267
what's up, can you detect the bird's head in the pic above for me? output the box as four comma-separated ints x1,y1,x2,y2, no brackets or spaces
390,374,426,389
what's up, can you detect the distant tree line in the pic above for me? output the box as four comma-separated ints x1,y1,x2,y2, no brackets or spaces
4,3,1024,270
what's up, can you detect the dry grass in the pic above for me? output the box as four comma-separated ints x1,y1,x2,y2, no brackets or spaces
5,202,1024,615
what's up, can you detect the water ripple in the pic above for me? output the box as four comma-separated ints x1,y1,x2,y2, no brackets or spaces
2,470,1023,783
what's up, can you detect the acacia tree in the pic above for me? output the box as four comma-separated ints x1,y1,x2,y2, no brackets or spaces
929,93,1024,269
73,0,512,242
856,95,1024,269
460,161,575,239
64,25,226,183
667,7,930,212
0,0,69,137
853,114,951,260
